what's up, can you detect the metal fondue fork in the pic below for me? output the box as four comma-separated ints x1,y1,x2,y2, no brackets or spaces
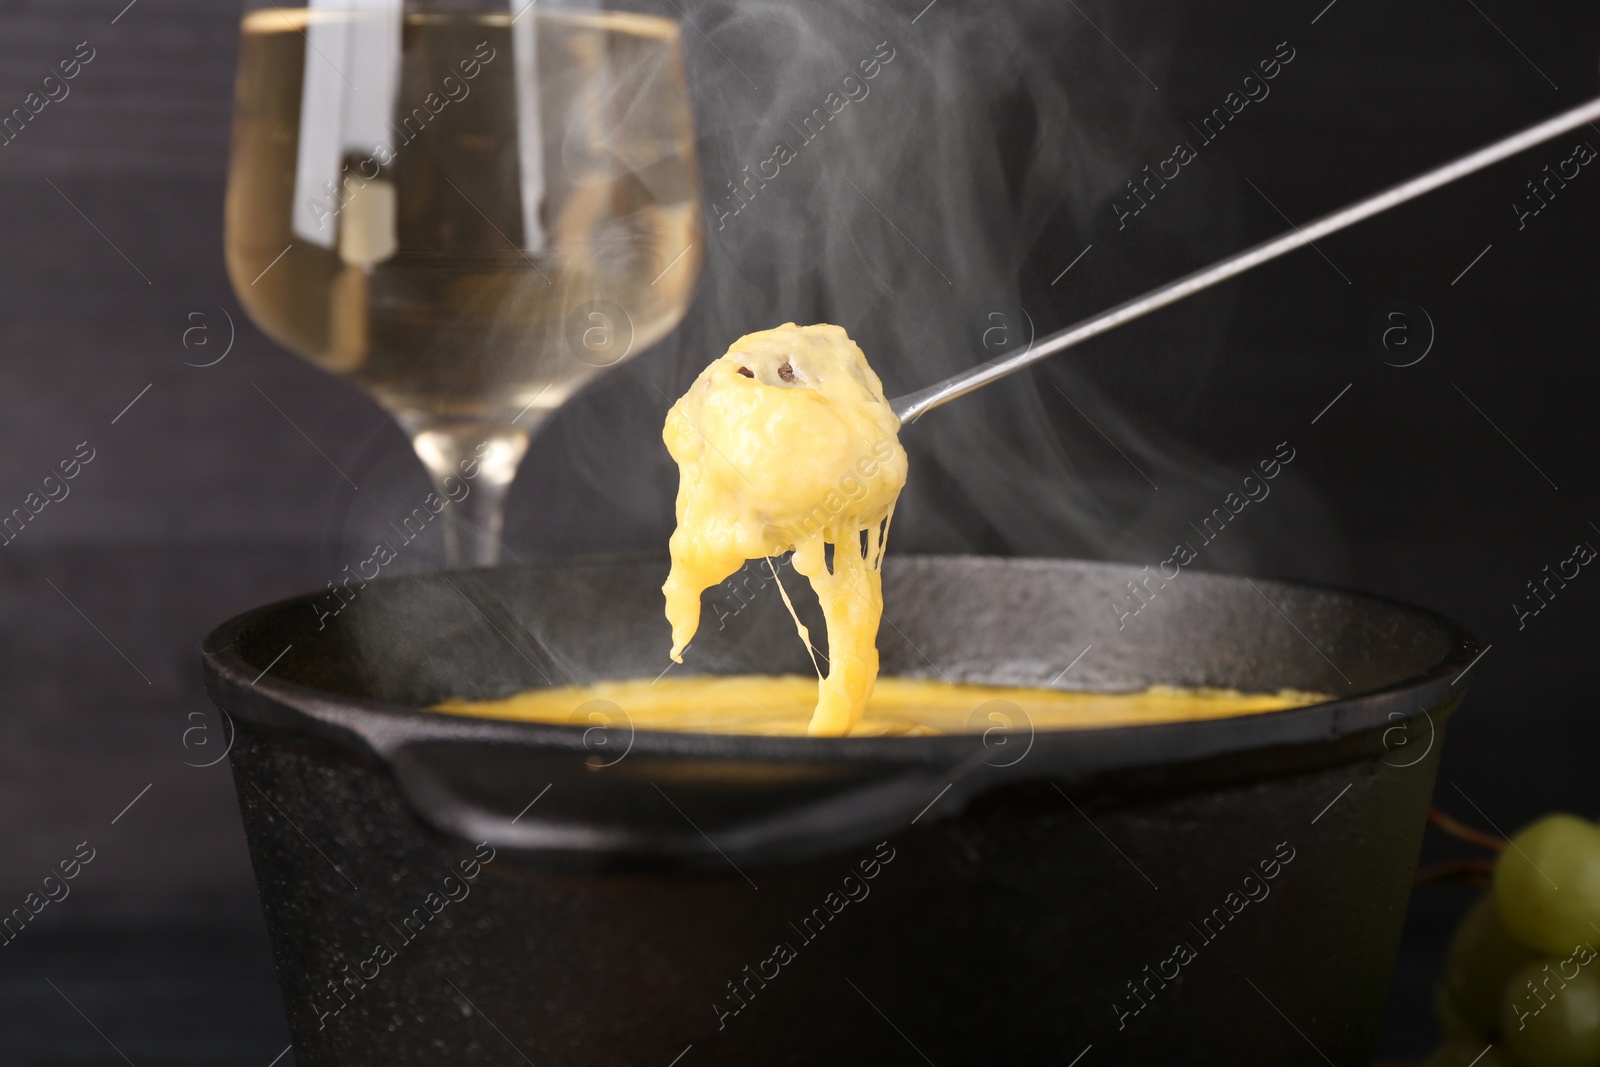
891,94,1600,424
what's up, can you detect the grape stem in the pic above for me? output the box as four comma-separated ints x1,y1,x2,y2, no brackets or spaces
1413,857,1496,890
1428,807,1508,852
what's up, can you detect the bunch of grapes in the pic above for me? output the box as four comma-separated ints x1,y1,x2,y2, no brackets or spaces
1426,815,1600,1067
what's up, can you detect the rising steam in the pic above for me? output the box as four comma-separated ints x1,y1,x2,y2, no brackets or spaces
510,0,1338,580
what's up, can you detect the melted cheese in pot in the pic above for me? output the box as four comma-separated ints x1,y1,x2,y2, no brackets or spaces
661,323,909,736
435,676,1327,736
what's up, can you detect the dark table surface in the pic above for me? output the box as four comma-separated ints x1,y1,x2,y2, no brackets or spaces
4,0,1599,1062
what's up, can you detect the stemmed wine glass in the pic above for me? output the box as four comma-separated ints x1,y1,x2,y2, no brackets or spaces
225,0,704,564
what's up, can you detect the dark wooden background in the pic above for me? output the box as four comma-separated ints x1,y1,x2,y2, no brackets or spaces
3,0,1599,1062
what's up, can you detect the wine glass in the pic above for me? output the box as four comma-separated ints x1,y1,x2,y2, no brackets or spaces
225,0,704,565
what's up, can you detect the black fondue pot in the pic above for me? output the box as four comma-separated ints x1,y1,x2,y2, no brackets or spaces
200,555,1476,1065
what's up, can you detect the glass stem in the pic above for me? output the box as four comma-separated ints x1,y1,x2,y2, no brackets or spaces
407,421,532,568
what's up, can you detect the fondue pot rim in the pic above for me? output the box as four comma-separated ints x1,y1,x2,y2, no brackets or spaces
201,553,1479,758
201,554,1477,868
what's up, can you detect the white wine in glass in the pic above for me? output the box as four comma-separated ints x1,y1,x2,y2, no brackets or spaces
226,0,704,564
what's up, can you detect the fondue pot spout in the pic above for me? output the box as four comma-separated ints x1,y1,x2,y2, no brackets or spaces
202,556,1476,1066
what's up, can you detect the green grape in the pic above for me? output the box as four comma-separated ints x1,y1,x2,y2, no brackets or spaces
1494,814,1600,955
1500,960,1600,1067
1444,895,1539,1038
1421,1039,1516,1067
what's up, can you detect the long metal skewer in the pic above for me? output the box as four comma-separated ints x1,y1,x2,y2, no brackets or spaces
891,94,1600,425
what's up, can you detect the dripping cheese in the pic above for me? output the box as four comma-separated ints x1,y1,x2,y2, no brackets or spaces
660,323,908,736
